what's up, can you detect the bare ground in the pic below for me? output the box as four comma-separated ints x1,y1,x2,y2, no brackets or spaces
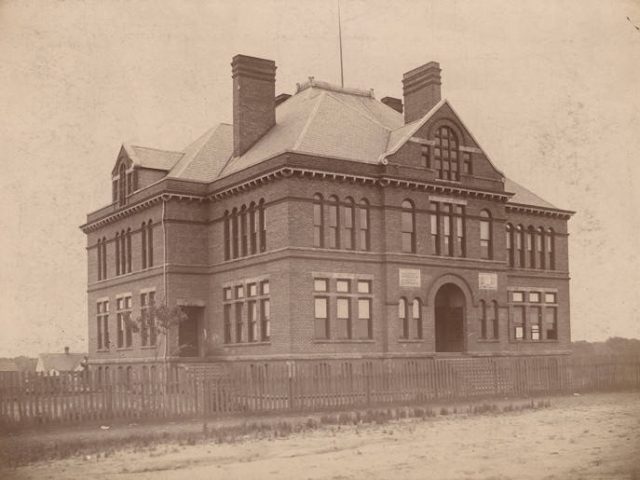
4,392,640,480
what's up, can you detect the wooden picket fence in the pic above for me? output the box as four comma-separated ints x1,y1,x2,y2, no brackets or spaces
0,354,638,427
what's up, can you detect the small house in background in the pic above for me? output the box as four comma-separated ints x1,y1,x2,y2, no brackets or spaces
36,347,88,375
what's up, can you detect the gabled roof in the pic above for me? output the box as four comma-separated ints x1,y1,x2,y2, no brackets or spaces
121,144,184,171
505,178,558,210
37,353,86,372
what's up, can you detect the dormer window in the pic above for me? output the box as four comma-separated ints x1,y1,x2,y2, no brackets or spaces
434,126,459,181
113,162,138,207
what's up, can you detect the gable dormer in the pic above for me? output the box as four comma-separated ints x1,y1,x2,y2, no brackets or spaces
111,148,136,207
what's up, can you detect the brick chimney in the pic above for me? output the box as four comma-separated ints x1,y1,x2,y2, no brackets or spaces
64,346,69,355
232,54,277,157
381,96,403,114
402,61,441,124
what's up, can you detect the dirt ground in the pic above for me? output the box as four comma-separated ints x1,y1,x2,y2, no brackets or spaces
4,392,640,480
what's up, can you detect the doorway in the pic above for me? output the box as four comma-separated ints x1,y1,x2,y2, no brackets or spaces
178,306,203,357
434,283,465,352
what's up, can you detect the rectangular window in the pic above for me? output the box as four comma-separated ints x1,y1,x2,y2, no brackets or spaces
235,285,244,299
314,278,328,292
430,202,440,255
357,298,372,339
235,303,243,343
412,300,423,339
442,204,453,256
357,280,371,294
140,293,149,347
261,280,269,295
248,301,257,342
248,283,257,297
545,307,558,340
96,301,109,350
455,205,465,257
224,304,232,344
223,287,232,301
116,295,131,348
314,297,329,339
480,220,491,259
529,292,541,303
512,291,525,302
261,298,271,341
336,279,350,293
421,145,430,168
336,298,351,339
462,152,472,174
530,306,542,340
544,292,557,303
512,305,525,340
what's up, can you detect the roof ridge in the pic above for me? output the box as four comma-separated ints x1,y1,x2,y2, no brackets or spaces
324,89,392,131
129,145,183,154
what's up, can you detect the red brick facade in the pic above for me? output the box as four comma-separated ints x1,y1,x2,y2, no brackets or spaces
82,55,573,370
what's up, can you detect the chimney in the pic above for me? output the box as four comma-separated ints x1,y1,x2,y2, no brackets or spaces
275,93,291,107
232,54,277,157
402,61,441,124
64,346,69,355
381,96,403,114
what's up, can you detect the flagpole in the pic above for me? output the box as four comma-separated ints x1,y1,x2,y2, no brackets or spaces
338,0,344,87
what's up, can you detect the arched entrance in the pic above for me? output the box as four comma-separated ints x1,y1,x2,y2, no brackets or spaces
434,283,466,352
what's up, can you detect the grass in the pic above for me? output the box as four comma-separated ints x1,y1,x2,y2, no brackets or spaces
0,397,552,469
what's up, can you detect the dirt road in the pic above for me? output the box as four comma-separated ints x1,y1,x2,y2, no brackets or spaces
6,392,640,480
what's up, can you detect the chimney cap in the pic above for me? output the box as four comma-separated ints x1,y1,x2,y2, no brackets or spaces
231,54,276,81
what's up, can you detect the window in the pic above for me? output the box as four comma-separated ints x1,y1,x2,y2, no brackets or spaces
462,151,472,175
443,204,453,256
537,228,545,269
512,291,524,302
120,230,126,275
314,278,328,292
118,163,127,206
433,126,460,181
235,302,243,343
126,228,132,273
97,239,103,281
101,237,107,279
223,279,271,344
545,307,558,340
96,300,109,350
343,198,355,250
412,299,422,339
358,199,370,251
249,202,257,254
547,228,555,270
146,220,153,267
141,222,147,269
314,297,329,339
337,298,351,339
421,145,430,168
479,300,487,340
401,200,415,253
223,287,232,301
512,305,525,340
232,208,239,259
140,291,156,347
115,232,120,276
224,211,231,260
261,280,269,295
357,298,372,339
116,295,132,348
516,225,525,268
398,298,409,339
527,227,535,268
529,292,541,303
259,199,266,252
261,298,271,341
313,194,324,248
530,306,542,340
491,300,499,340
235,285,244,299
544,292,557,303
328,196,340,248
248,283,257,297
357,280,371,294
224,304,232,344
248,300,257,342
454,205,465,257
336,279,350,293
430,202,440,255
240,206,248,257
479,210,492,259
506,224,514,267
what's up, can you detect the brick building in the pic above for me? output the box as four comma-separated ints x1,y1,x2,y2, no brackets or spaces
81,54,573,374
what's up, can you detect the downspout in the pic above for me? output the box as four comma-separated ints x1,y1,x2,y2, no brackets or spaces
162,196,168,305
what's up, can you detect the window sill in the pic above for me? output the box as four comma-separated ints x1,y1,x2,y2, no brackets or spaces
116,347,134,351
313,339,375,344
509,339,559,344
140,345,158,350
398,339,424,343
477,339,501,343
223,341,271,347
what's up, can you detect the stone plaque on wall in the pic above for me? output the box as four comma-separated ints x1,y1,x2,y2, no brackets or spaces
479,272,498,290
399,268,421,288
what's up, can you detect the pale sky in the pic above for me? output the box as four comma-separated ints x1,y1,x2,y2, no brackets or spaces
1,0,639,357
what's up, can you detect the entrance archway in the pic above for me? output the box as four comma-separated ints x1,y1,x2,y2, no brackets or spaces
434,283,465,352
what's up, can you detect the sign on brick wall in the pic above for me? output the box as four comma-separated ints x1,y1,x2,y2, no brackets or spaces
399,268,421,288
479,272,498,290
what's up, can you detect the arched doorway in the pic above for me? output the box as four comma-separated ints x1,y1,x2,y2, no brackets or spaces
434,283,465,352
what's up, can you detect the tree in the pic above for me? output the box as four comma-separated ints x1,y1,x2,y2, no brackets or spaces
128,302,189,363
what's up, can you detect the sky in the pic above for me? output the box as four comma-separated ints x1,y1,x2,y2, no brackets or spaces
1,0,639,357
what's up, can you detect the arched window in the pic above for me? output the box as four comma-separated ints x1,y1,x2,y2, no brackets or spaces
97,238,103,280
401,200,415,253
328,195,340,249
231,207,239,259
120,229,127,275
527,226,535,268
126,228,132,273
358,199,370,251
412,299,422,339
141,222,147,269
537,227,545,269
515,225,524,267
115,232,120,275
313,194,324,248
492,300,499,339
240,205,248,256
398,298,409,339
223,211,230,260
506,224,514,267
343,197,355,250
101,236,107,279
249,202,257,254
547,228,555,270
479,210,492,259
259,199,266,252
433,126,460,181
479,300,487,340
147,220,153,267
